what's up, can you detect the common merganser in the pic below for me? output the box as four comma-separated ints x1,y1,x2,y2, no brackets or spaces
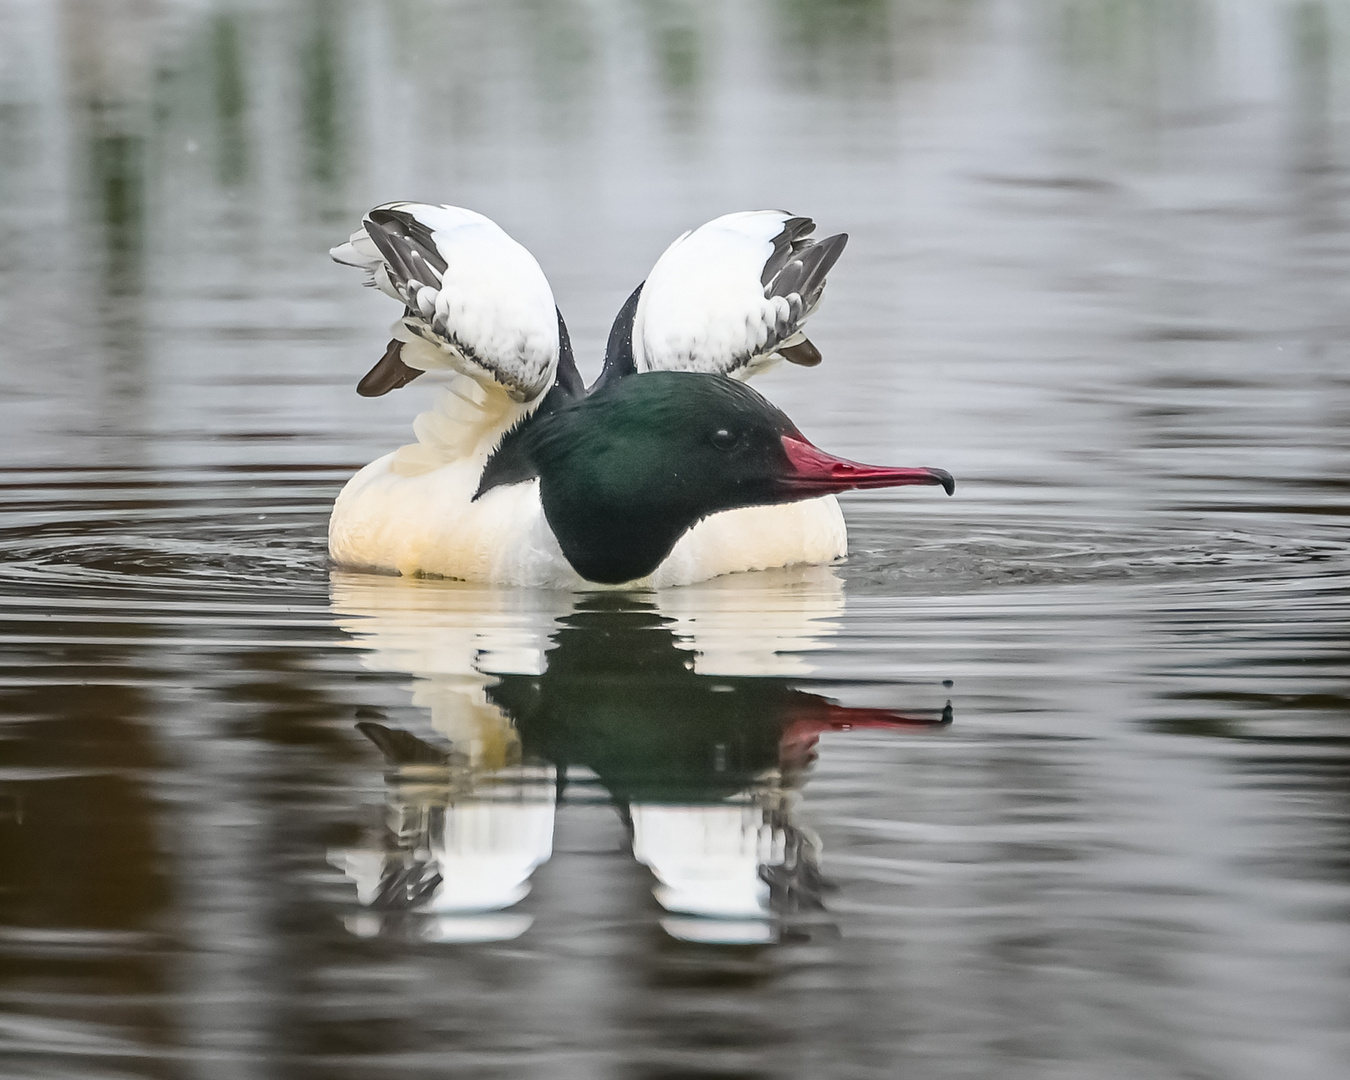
328,203,953,587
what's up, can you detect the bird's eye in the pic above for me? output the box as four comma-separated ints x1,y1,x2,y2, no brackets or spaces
710,428,739,451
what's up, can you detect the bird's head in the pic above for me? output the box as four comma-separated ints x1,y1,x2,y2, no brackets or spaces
479,371,952,585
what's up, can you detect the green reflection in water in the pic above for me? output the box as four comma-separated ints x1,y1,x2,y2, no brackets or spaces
773,0,894,87
1290,2,1335,176
212,15,249,187
334,593,949,943
88,127,145,297
630,0,707,138
772,0,977,91
1049,0,1213,117
776,0,892,48
299,0,344,195
634,0,703,94
83,114,150,400
512,0,596,135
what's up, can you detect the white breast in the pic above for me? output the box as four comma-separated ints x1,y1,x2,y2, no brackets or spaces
649,497,846,588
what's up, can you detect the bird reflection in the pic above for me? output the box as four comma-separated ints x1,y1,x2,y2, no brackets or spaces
329,572,950,945
335,722,555,944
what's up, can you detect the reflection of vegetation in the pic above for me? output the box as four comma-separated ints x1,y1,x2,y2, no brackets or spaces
633,0,702,94
774,0,889,87
771,0,977,91
510,0,595,132
1047,0,1212,116
1290,2,1333,180
0,680,170,1026
1293,0,1332,72
299,0,343,191
777,0,891,51
212,15,249,186
0,684,168,928
88,130,145,296
628,0,706,137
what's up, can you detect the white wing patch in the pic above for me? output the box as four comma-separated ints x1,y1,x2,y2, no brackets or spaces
331,203,559,402
632,210,847,379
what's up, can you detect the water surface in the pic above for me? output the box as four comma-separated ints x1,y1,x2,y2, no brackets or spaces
1,1,1349,1077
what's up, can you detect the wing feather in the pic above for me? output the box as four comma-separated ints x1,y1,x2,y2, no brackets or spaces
331,203,559,402
630,210,847,380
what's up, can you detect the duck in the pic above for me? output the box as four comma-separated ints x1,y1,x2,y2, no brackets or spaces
328,203,953,587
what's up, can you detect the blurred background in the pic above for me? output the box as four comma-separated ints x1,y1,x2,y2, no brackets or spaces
1,1,1349,1077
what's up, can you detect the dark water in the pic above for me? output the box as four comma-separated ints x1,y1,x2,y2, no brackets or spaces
2,1,1350,1076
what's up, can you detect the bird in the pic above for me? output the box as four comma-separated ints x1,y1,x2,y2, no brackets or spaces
328,203,952,587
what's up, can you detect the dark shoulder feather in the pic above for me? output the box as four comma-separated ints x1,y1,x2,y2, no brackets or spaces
760,216,816,286
474,310,581,499
365,206,448,297
766,232,847,310
548,309,585,402
474,413,541,499
590,282,643,393
474,395,567,500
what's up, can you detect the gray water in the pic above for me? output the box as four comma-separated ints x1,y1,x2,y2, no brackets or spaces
2,1,1349,1076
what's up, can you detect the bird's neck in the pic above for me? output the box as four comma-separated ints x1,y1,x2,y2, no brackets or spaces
536,452,724,586
544,505,695,586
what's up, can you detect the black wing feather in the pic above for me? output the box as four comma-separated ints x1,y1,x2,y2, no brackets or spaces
760,216,816,286
767,232,848,311
363,210,447,313
474,308,584,499
357,337,424,397
592,282,643,393
474,416,543,499
361,208,502,377
550,309,585,401
367,207,448,276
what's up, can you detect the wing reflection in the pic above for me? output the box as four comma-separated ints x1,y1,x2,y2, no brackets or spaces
331,723,555,944
328,576,568,943
330,569,950,944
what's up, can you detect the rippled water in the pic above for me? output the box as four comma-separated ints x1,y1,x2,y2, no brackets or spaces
2,1,1350,1076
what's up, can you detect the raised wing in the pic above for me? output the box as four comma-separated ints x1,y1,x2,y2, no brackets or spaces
331,203,559,402
627,211,847,380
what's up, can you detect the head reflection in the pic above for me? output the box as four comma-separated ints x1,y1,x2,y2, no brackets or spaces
330,571,949,945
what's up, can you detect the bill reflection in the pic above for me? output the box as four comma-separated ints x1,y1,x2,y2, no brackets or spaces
330,571,950,945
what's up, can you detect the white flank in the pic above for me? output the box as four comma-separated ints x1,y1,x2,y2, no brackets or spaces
329,374,583,586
